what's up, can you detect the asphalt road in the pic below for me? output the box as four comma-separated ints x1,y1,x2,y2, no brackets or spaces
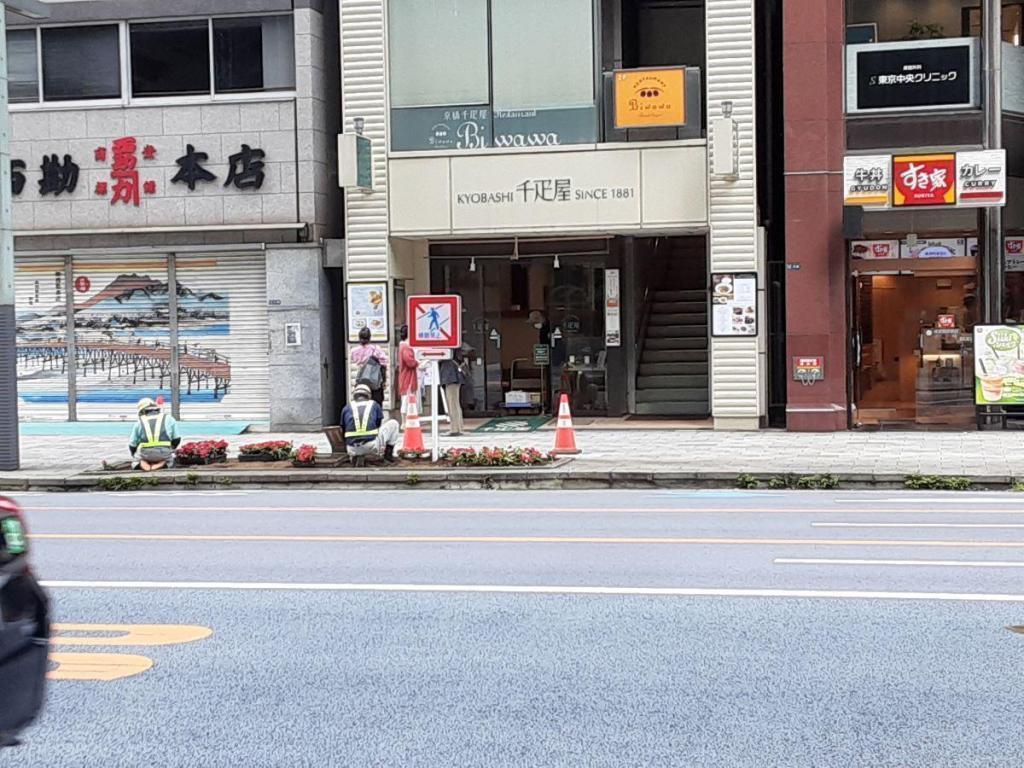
10,489,1024,767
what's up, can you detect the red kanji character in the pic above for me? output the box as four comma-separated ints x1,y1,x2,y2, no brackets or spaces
142,144,157,160
110,137,140,206
143,180,157,195
95,181,108,196
94,147,107,162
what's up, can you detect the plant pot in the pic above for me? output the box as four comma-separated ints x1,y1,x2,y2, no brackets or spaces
291,460,315,468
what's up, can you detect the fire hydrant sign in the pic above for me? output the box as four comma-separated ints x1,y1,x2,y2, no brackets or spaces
408,295,462,349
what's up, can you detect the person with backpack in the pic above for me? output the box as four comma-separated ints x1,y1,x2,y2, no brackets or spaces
352,326,389,405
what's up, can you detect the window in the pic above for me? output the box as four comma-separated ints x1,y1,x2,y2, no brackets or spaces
41,25,121,101
214,15,295,93
847,0,982,44
131,20,210,97
6,30,38,103
388,0,489,108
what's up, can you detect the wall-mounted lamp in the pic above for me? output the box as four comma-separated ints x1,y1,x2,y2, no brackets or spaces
469,257,477,272
353,116,365,135
553,254,561,269
711,100,738,180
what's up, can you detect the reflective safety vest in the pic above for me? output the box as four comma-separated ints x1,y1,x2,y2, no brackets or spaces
348,401,380,440
139,413,172,449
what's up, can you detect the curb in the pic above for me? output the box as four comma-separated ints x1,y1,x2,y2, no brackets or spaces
0,469,1018,492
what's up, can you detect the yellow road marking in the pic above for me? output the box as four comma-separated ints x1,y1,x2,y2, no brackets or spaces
48,652,153,681
52,623,212,647
28,532,1024,548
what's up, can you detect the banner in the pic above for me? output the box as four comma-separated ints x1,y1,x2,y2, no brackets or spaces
974,325,1024,405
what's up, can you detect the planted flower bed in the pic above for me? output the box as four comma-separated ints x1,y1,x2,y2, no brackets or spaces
444,447,554,467
238,440,294,462
175,440,229,467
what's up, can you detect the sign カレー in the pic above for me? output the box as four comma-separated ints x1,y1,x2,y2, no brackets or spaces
956,149,1007,207
613,68,686,129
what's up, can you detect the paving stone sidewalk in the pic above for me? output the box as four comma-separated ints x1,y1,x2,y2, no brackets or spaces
5,428,1024,483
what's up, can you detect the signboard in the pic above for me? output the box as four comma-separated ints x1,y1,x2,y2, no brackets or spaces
711,273,757,337
414,348,452,361
792,356,825,382
346,282,388,342
408,294,462,349
846,38,978,114
338,133,374,191
957,149,1007,207
613,67,686,129
1006,238,1024,272
604,269,621,347
843,155,891,207
936,314,957,330
850,240,899,259
899,238,968,259
893,154,956,207
974,325,1024,405
532,344,550,366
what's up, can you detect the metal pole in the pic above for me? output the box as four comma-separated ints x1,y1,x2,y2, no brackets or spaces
984,0,1003,324
64,256,77,421
430,360,439,462
0,10,21,470
168,254,181,419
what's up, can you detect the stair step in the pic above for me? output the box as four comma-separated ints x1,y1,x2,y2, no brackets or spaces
649,312,707,326
637,374,708,389
638,361,707,376
651,301,706,314
637,388,708,404
647,325,707,339
645,337,708,351
640,349,710,364
635,401,710,416
653,290,706,302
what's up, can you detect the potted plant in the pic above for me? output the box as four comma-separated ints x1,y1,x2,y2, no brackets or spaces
175,440,229,466
292,444,318,467
238,440,294,462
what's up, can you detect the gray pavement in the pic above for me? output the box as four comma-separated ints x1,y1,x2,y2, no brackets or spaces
11,489,1024,767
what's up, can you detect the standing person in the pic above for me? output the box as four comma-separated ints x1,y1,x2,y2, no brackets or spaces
341,384,399,467
438,350,465,436
396,325,421,421
128,398,181,471
351,326,389,406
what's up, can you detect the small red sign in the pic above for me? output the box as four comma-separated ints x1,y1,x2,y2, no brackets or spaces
892,154,957,207
937,314,957,329
74,276,91,294
407,295,462,349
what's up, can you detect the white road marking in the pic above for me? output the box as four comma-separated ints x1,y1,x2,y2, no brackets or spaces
837,497,1024,505
37,579,1024,603
776,557,1024,569
813,522,1024,530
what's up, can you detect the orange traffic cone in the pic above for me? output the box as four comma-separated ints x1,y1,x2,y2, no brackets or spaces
402,394,426,454
551,393,581,456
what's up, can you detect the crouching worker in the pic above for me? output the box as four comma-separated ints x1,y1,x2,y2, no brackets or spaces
342,384,399,467
129,398,181,471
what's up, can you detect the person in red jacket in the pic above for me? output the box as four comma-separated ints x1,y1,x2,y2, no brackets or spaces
397,325,421,421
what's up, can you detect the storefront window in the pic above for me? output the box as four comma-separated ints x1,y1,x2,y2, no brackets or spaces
6,30,38,103
131,21,211,98
41,25,121,102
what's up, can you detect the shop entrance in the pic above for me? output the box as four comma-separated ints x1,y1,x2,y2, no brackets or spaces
852,272,979,428
430,241,609,417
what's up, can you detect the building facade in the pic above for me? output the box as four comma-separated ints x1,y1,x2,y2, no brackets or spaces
786,0,1021,431
339,0,773,430
7,0,344,430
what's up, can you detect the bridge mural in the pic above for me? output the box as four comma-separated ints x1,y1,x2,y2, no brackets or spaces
15,259,233,408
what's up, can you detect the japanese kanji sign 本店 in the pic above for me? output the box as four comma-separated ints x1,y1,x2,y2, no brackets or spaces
408,295,462,349
892,154,956,207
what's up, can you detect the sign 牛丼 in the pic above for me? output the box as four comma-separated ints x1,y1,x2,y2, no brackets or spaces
844,156,891,207
892,154,957,207
408,295,462,349
613,68,686,129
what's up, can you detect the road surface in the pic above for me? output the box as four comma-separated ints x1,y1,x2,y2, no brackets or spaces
11,489,1024,767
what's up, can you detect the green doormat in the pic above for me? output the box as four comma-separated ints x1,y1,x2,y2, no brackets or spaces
474,415,552,433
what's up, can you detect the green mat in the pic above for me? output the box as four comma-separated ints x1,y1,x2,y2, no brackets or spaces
473,415,552,433
19,421,261,437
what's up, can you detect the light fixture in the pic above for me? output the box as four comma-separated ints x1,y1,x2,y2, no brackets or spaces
353,117,365,135
469,257,476,272
553,254,561,269
511,238,520,261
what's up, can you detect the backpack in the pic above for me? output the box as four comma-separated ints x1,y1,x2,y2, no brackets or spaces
356,356,384,390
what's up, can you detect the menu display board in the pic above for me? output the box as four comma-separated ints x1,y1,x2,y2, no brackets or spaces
974,325,1024,405
347,282,389,342
711,273,757,337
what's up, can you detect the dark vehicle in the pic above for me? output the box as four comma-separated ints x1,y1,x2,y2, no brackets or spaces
0,497,49,747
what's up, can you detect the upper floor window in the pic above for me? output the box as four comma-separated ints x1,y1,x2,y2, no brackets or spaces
846,0,984,44
5,14,295,106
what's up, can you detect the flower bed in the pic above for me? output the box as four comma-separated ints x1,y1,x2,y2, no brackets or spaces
291,444,318,467
175,440,229,466
444,447,553,467
238,440,294,462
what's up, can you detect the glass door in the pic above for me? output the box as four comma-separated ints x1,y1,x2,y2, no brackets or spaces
548,259,607,414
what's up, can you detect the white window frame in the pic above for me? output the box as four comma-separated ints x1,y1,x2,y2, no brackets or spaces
8,11,298,112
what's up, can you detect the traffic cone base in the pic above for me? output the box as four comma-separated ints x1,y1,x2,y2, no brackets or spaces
401,395,426,454
551,393,581,456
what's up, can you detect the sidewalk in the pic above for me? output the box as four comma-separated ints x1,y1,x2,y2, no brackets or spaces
4,423,1024,489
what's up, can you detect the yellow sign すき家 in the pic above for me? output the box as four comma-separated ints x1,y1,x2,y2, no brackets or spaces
614,68,686,129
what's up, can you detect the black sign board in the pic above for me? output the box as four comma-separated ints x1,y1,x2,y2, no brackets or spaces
851,42,975,113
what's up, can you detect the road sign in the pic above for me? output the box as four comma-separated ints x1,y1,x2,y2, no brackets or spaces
408,294,461,349
415,348,453,362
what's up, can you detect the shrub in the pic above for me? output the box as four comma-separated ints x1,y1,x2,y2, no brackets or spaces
238,441,294,461
904,474,972,491
175,440,229,466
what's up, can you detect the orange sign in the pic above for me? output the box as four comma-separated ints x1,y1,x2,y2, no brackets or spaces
892,154,957,207
614,68,686,129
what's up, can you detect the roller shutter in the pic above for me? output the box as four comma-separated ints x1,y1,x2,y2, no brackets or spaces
14,258,69,421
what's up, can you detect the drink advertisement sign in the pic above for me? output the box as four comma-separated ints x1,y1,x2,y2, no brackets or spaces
974,325,1024,405
892,154,957,207
850,240,899,259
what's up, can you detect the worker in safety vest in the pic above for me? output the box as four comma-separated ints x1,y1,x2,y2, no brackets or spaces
341,383,399,467
129,398,181,471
